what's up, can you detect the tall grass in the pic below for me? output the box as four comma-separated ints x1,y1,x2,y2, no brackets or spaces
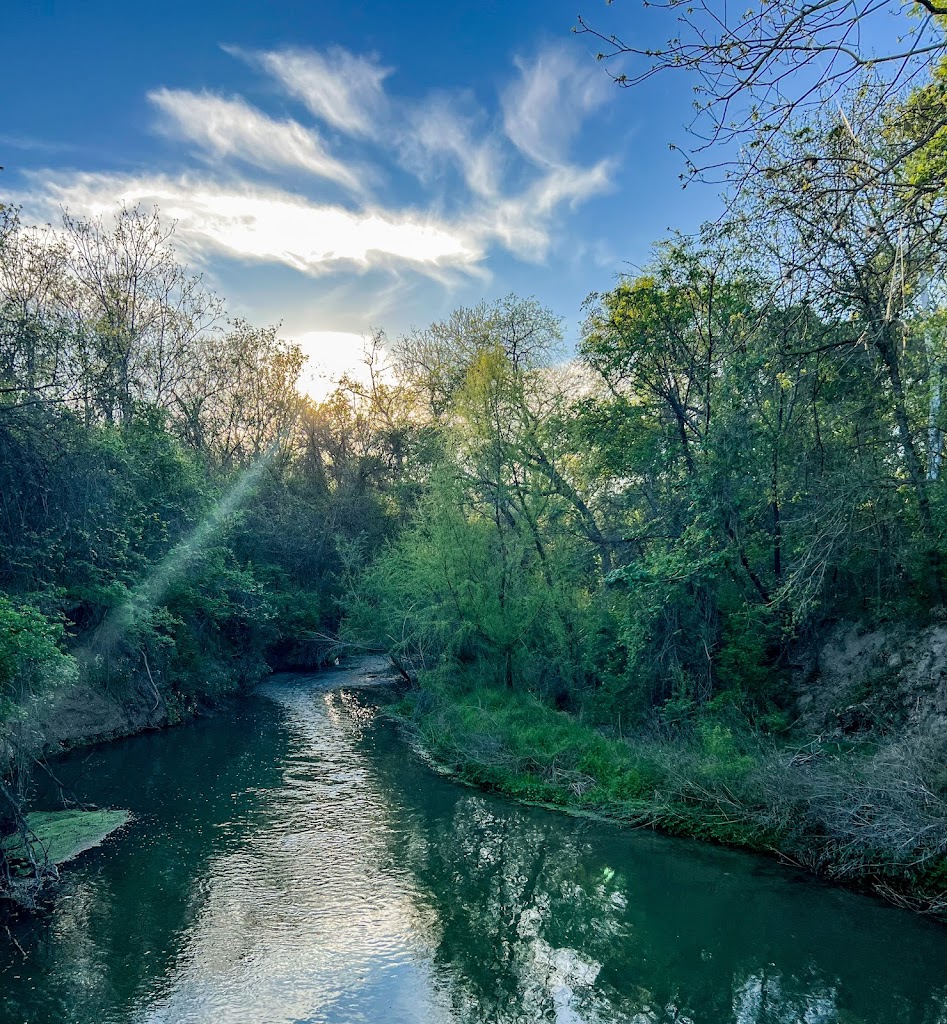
392,673,947,914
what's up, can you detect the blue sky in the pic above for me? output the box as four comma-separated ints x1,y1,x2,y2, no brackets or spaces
4,0,719,393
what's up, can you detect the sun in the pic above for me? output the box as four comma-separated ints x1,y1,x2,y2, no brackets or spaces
290,330,374,402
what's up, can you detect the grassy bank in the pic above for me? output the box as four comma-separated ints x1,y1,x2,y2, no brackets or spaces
390,672,947,916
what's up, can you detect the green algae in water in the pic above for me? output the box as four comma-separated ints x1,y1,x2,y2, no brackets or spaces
3,809,130,866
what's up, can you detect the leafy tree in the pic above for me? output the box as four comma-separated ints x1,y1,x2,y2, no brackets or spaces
0,596,75,849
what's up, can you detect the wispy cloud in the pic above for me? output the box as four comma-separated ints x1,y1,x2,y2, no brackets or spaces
21,42,618,288
148,89,365,194
478,161,615,260
502,46,610,167
233,45,391,138
401,94,503,199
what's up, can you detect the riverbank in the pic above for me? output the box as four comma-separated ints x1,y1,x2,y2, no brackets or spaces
14,648,947,921
389,670,947,918
1,655,397,915
6,663,947,1024
0,672,245,913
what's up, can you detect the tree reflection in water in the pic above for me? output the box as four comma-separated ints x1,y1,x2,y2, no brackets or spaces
2,689,946,1024
376,744,947,1024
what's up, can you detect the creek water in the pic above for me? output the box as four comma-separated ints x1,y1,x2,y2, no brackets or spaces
2,664,947,1023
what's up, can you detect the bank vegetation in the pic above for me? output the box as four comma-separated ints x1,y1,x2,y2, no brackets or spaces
8,7,947,914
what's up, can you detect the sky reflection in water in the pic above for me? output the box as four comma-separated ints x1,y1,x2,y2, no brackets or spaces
1,671,946,1024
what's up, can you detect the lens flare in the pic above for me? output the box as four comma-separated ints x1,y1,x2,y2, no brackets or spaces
84,445,278,663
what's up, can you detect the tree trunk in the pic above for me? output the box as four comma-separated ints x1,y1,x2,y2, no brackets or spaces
926,326,943,482
874,327,934,536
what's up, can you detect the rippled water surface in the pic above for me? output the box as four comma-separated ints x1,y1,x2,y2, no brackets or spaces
3,664,947,1023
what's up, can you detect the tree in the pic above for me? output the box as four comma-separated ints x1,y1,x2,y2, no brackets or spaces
737,91,947,561
394,295,563,420
576,0,947,186
348,297,609,693
0,208,72,408
172,320,304,468
62,205,222,425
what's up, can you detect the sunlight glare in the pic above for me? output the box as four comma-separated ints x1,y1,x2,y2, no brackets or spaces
293,330,376,401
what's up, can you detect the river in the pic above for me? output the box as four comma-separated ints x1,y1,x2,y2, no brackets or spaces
1,663,946,1023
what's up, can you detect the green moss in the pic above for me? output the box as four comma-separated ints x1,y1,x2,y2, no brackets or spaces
3,809,130,866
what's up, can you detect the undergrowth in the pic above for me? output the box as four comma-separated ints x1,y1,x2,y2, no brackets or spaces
391,671,947,916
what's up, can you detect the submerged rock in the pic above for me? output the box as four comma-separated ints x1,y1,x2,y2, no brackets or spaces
3,808,130,866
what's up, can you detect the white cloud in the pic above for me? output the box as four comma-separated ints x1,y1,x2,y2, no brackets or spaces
528,161,614,215
392,46,615,258
21,172,482,276
502,47,610,167
19,43,619,291
465,162,614,261
401,95,503,199
243,45,508,201
149,89,365,194
237,46,391,138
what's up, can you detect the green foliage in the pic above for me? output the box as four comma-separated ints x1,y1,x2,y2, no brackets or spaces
400,674,665,815
695,722,754,784
714,604,785,704
158,547,277,696
0,596,75,725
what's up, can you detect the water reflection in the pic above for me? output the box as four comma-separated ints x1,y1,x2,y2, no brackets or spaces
366,700,947,1024
0,673,945,1024
0,698,286,1023
134,682,451,1023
